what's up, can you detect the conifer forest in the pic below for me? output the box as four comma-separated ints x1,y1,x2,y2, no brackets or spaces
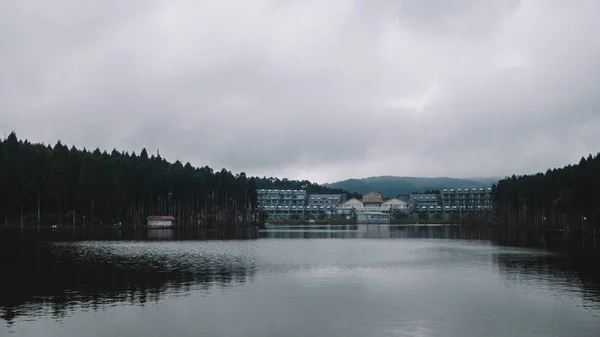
0,133,259,228
493,153,600,231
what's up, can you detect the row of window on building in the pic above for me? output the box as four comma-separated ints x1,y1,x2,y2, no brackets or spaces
409,188,493,211
256,188,493,219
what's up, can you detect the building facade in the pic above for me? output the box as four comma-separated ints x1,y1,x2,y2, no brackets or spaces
408,193,441,212
147,215,175,228
382,198,409,211
362,191,384,207
307,194,347,207
306,193,347,219
338,192,409,223
256,189,347,220
257,189,307,219
406,188,493,217
440,188,492,211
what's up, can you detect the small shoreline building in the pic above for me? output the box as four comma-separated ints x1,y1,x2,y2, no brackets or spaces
147,215,175,228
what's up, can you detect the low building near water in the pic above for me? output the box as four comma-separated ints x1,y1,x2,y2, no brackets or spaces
337,192,409,223
356,211,390,224
362,191,384,208
147,215,175,228
382,198,408,211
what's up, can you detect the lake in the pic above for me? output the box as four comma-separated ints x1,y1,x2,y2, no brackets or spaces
1,225,599,336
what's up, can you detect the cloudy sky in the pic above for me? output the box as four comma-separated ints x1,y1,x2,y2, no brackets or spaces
1,0,599,184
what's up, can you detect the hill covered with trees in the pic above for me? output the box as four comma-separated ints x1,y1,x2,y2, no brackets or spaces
493,153,600,230
253,177,361,199
0,132,258,228
326,176,496,198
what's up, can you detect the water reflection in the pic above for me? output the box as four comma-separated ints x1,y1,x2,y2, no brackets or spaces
493,250,600,310
261,224,492,240
0,231,256,325
2,225,599,336
12,227,259,242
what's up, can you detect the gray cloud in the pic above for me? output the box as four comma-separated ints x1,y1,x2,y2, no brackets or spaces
1,0,600,183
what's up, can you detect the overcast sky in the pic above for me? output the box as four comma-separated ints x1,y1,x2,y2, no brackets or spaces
1,0,599,184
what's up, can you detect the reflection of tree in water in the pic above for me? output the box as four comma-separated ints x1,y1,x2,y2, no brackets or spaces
0,233,256,325
493,251,600,309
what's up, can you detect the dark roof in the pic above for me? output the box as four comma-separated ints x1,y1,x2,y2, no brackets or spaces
146,215,175,221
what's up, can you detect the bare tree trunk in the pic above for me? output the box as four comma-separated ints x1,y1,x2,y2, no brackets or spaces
90,199,95,229
37,186,41,230
59,199,62,227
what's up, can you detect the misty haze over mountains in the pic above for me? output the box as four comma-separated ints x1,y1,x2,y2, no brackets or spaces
325,176,500,198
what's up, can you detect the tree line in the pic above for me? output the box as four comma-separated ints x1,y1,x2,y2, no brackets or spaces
493,153,600,231
253,177,362,199
0,133,259,228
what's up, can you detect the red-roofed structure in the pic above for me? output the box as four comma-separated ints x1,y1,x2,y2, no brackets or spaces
362,192,383,206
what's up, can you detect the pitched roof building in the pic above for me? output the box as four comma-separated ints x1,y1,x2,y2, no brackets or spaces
362,191,383,205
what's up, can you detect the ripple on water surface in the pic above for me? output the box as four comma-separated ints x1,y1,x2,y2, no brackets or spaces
1,233,599,337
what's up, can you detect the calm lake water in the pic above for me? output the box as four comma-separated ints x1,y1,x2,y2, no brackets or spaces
1,225,599,337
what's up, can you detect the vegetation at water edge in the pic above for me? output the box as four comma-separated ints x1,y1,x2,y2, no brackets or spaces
493,153,600,232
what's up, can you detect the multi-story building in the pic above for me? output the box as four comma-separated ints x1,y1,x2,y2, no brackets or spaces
440,188,492,211
256,190,348,220
306,194,347,218
307,194,347,207
257,189,307,219
408,193,442,213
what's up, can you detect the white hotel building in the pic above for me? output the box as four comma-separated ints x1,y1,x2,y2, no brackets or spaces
338,192,408,223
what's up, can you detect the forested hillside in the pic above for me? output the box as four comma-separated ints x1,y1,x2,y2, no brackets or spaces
253,177,361,199
0,133,258,228
493,154,600,230
327,176,494,197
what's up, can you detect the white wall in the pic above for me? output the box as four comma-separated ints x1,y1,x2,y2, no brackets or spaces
148,220,173,227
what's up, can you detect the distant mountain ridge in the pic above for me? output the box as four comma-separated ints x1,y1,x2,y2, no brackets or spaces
325,176,500,198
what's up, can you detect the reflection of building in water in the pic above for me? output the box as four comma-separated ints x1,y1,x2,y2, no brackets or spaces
357,224,391,238
147,229,174,240
261,224,395,239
